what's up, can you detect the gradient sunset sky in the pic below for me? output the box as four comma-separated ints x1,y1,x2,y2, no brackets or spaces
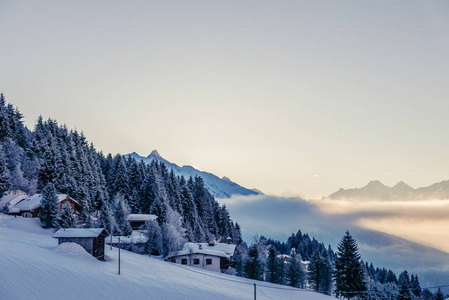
1,1,448,196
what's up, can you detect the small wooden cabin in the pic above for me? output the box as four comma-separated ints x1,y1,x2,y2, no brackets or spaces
53,228,109,261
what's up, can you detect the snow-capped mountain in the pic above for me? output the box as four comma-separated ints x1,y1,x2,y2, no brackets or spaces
326,179,449,201
126,151,261,198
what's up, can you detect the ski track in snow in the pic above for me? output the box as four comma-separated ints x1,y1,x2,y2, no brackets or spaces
0,215,334,300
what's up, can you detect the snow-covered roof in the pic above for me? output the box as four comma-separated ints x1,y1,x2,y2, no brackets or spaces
169,249,230,258
105,232,148,244
14,194,43,211
8,207,20,213
0,191,28,207
184,242,236,255
12,194,80,212
127,214,158,222
53,228,108,238
167,242,236,259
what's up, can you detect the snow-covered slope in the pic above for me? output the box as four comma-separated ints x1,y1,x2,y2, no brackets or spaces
326,180,449,201
127,151,260,198
0,214,334,300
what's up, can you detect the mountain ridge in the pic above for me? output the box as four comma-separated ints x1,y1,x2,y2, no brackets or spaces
126,151,261,199
326,179,449,201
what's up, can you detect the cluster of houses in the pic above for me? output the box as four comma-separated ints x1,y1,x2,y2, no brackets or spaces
1,191,237,273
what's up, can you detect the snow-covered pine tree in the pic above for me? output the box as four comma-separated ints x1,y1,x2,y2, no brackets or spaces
410,274,422,297
397,271,412,300
334,231,366,299
58,203,76,228
138,166,158,214
266,247,280,284
145,219,163,255
99,200,114,233
161,208,186,257
234,242,248,277
435,288,445,300
39,183,59,228
286,248,305,288
113,193,132,236
308,249,333,295
112,155,130,200
243,244,263,280
0,145,10,194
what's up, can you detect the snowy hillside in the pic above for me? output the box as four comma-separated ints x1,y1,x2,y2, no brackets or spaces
0,214,334,300
127,151,260,198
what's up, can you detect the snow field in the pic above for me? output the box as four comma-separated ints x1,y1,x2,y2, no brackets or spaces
0,215,334,300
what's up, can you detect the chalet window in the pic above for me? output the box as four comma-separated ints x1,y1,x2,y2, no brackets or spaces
206,259,212,265
193,259,200,265
181,259,187,265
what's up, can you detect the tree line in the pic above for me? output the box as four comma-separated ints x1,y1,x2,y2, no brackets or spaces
233,230,445,300
0,93,241,257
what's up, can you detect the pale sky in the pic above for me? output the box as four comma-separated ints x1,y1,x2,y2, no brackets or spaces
1,1,449,196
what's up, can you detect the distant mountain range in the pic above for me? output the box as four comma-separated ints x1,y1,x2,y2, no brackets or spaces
326,179,449,201
126,151,261,199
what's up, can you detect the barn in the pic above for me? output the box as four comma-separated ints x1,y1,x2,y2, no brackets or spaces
53,228,109,261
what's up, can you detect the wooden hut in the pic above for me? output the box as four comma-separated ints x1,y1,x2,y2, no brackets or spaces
53,228,109,261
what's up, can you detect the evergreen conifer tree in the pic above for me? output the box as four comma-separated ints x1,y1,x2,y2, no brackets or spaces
243,244,263,280
39,183,59,228
410,274,422,297
234,242,248,277
145,219,163,255
99,201,114,233
58,203,76,228
0,145,10,194
334,231,366,299
161,208,186,257
286,248,305,288
113,193,132,236
266,247,279,284
435,288,445,300
397,275,412,300
309,250,332,293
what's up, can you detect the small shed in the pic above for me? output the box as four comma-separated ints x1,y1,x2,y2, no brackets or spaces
53,228,109,261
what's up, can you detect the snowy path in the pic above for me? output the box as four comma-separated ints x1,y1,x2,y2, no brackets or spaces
0,215,334,300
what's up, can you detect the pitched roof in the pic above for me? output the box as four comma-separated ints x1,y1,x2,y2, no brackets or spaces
105,232,148,244
53,228,108,238
127,214,158,222
0,191,28,207
12,194,80,212
167,242,236,259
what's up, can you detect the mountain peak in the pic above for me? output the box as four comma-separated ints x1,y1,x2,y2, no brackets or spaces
148,150,161,158
365,180,386,188
394,181,412,189
221,176,231,182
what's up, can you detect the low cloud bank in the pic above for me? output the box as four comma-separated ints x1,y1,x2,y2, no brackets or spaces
218,194,449,286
